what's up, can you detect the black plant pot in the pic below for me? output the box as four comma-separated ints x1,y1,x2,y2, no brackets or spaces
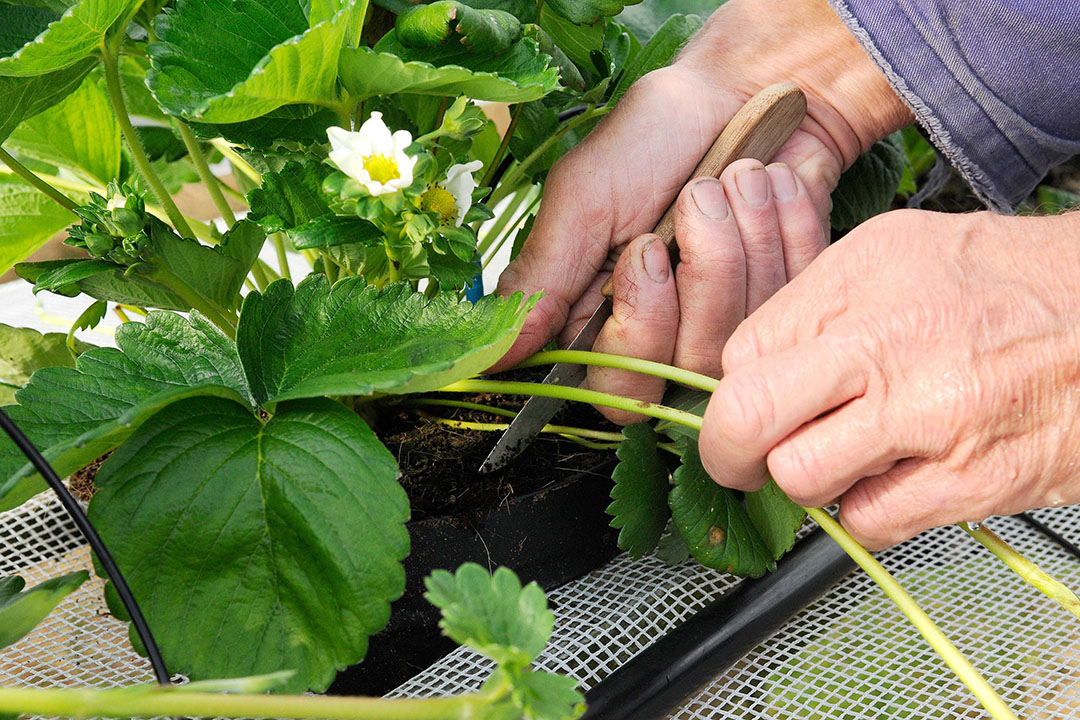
329,460,620,696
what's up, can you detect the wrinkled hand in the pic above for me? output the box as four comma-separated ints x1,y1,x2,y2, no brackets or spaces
701,210,1080,549
493,0,912,420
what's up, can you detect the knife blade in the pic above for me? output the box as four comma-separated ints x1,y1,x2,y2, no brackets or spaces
480,82,807,474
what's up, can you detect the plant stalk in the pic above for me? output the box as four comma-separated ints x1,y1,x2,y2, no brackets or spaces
176,122,237,225
437,379,703,429
0,148,78,213
272,232,292,281
210,139,261,186
481,191,540,270
480,102,523,189
0,685,498,720
514,350,720,392
807,508,1018,720
148,267,237,338
960,521,1080,619
417,411,625,443
100,48,195,239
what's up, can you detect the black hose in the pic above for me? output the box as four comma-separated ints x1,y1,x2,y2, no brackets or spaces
581,528,855,720
1016,512,1080,563
0,407,171,685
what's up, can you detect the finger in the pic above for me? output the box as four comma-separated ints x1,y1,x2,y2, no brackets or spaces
765,162,829,278
838,460,977,550
560,271,612,348
699,333,869,491
589,234,679,424
766,399,906,508
671,177,745,379
719,158,787,313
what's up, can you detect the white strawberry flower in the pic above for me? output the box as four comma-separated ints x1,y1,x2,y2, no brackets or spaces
442,160,484,226
327,112,416,197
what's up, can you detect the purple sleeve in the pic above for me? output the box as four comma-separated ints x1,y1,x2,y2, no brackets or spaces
829,0,1080,212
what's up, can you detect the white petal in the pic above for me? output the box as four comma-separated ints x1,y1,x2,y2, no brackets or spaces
443,160,484,226
357,111,394,154
390,129,414,153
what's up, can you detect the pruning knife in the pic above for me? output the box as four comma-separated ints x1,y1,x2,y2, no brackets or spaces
479,82,808,474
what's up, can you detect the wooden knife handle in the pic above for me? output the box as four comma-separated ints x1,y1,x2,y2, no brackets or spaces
600,82,806,298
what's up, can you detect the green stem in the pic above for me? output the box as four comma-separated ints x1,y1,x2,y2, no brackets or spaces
216,177,247,204
0,147,78,213
272,232,292,281
498,104,611,192
100,48,195,239
416,411,625,443
0,685,498,720
960,521,1080,619
176,122,237,225
149,267,237,338
398,398,518,419
249,259,271,292
514,350,719,393
437,379,703,429
481,191,540,270
480,102,523,189
477,183,535,254
807,508,1018,720
210,139,261,186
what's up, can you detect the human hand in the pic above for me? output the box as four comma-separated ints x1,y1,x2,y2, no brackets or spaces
493,0,913,394
700,209,1080,549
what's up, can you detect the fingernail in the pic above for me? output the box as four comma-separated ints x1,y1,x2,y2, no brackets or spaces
735,166,769,207
690,178,729,219
767,163,798,202
641,238,669,283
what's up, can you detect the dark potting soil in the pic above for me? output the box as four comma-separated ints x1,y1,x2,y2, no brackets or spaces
377,366,620,521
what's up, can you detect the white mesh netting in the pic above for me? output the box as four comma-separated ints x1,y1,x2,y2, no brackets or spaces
1,489,1079,718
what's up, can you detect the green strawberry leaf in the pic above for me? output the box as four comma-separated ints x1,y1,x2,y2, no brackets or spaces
396,1,522,54
339,34,560,102
425,563,553,671
0,311,251,511
616,0,718,43
147,0,358,122
609,13,703,107
428,248,480,291
16,258,190,309
0,175,76,274
669,440,800,577
607,422,670,558
0,572,88,650
7,71,120,184
830,132,905,231
238,276,537,405
0,0,134,76
246,161,334,234
0,324,88,406
654,384,709,443
290,215,382,249
544,0,642,25
89,395,407,692
511,670,586,720
655,521,690,565
0,59,95,142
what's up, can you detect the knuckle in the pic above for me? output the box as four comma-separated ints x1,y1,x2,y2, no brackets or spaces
840,483,909,549
721,323,761,372
715,370,775,445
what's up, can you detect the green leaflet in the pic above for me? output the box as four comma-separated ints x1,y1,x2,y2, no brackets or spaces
545,0,642,25
537,6,602,72
147,0,356,122
609,13,703,107
396,1,522,54
0,572,88,650
669,441,803,577
607,423,671,558
290,215,382,249
0,175,76,274
0,324,87,406
238,276,536,405
0,59,95,143
0,0,134,76
339,35,560,102
7,71,121,184
0,311,251,511
16,258,190,309
616,0,720,42
830,131,906,231
654,384,709,443
88,396,408,693
246,161,335,233
425,563,553,671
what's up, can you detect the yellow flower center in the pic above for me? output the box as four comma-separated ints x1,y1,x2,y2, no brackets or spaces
362,154,401,185
421,185,458,225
